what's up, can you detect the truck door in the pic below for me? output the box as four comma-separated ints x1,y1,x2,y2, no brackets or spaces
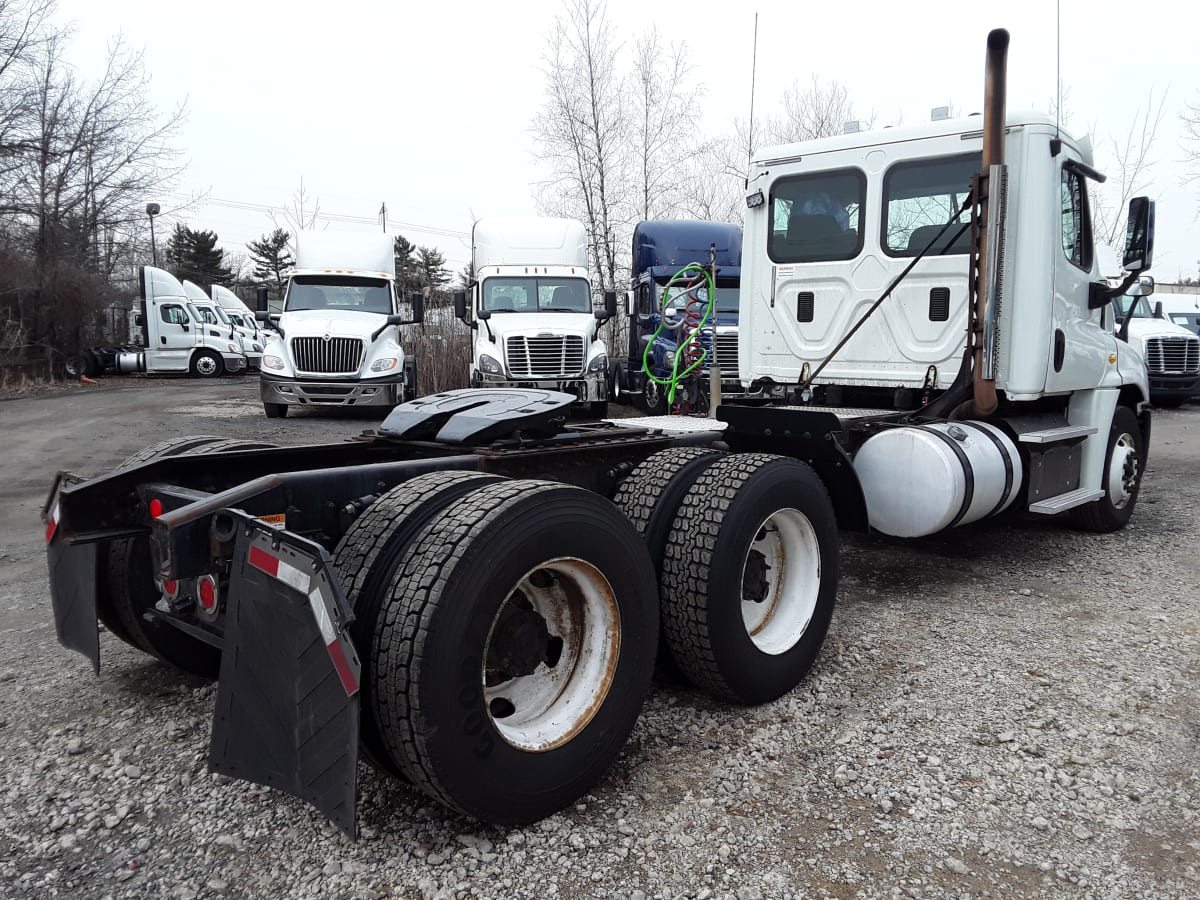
1043,163,1116,393
147,302,195,372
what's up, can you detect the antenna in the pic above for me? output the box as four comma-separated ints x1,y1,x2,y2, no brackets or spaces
746,12,759,184
1055,0,1061,141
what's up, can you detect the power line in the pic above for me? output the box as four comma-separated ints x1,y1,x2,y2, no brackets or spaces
160,192,468,238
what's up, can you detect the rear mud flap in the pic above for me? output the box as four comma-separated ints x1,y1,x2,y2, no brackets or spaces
47,538,100,674
209,516,362,836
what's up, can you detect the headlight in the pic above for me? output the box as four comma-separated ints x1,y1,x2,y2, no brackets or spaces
227,343,239,353
253,343,262,352
586,354,607,373
263,355,285,370
370,357,399,372
479,353,503,375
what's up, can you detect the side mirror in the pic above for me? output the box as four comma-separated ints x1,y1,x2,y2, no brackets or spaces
1154,300,1164,319
1129,274,1155,298
453,291,467,320
624,290,635,317
477,308,492,321
255,287,269,313
1122,197,1155,274
254,310,271,323
409,292,425,325
595,290,616,321
134,313,143,327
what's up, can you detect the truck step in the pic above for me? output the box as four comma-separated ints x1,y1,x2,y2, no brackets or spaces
1018,425,1097,444
1028,487,1104,514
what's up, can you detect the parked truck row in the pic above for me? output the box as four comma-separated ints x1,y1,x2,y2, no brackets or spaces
45,29,1161,837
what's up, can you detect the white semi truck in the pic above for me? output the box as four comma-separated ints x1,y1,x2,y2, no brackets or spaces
1110,279,1200,407
256,232,423,418
45,29,1159,836
64,266,247,378
181,280,256,372
452,217,616,417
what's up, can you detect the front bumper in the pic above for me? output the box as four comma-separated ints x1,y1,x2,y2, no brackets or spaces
1148,372,1200,401
243,352,263,372
480,372,606,403
223,353,248,374
260,372,403,407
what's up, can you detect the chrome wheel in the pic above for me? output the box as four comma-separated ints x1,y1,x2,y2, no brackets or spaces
195,354,219,377
1107,431,1139,510
483,558,620,752
739,508,821,656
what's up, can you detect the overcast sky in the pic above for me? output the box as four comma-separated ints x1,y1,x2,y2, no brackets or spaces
54,0,1200,280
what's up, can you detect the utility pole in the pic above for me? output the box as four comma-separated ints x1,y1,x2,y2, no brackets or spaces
380,202,387,233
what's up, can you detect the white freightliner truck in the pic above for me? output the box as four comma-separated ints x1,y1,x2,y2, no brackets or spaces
256,232,424,418
181,280,255,372
207,284,267,371
452,217,616,417
1108,278,1200,407
65,266,247,378
43,30,1157,836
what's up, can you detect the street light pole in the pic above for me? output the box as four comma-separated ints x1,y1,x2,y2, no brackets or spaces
146,202,161,266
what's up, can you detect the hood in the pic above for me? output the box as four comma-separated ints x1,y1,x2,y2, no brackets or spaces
279,308,387,338
485,312,594,342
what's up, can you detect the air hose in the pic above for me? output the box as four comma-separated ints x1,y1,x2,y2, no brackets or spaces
640,263,717,410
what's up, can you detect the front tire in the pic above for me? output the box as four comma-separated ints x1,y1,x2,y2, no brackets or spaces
642,378,668,415
1070,405,1145,532
660,453,839,704
190,350,224,378
371,480,659,824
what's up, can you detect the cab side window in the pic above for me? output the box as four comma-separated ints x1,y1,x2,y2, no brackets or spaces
1061,168,1093,272
160,304,188,325
638,284,652,316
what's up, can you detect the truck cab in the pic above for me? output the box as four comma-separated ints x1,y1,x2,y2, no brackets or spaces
210,284,267,371
182,280,255,372
257,232,423,418
617,220,748,414
453,217,613,416
1111,283,1200,407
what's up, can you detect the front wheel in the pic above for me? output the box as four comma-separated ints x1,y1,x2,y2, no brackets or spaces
660,453,839,704
642,378,668,415
190,350,224,378
1070,405,1145,532
371,480,659,824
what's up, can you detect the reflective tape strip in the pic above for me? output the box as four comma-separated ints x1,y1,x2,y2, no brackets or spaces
326,639,359,696
306,587,336,645
44,502,59,543
248,545,311,594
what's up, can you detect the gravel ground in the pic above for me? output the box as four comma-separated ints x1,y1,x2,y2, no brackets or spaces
1,377,1197,899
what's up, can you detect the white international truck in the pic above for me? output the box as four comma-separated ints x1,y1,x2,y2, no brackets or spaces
44,30,1159,837
64,266,247,378
181,280,256,372
452,217,616,417
256,232,423,418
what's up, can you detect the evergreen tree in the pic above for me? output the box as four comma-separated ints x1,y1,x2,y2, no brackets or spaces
393,234,419,294
456,259,475,290
166,223,232,285
418,245,451,291
246,228,295,290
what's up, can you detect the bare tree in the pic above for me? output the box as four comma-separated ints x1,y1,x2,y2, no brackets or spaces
630,27,703,220
269,177,322,235
767,74,873,144
678,135,746,225
531,0,629,294
1182,93,1200,218
1092,90,1165,255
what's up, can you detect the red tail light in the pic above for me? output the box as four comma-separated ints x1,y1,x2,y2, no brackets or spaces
197,575,218,614
148,498,164,519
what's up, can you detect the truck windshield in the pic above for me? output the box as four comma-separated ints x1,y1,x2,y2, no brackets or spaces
189,304,219,325
1113,296,1154,320
482,277,591,313
286,275,393,314
658,281,740,313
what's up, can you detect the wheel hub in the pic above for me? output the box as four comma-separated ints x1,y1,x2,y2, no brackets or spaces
485,593,554,680
1107,432,1139,510
742,547,770,604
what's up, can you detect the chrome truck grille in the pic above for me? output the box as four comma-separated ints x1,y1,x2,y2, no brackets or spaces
714,333,739,375
506,335,585,378
1146,336,1200,375
290,337,365,374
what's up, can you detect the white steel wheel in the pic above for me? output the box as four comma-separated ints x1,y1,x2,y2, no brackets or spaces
1106,431,1139,511
483,558,620,752
739,508,821,655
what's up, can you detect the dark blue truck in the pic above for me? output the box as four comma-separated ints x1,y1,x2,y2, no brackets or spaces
611,220,751,414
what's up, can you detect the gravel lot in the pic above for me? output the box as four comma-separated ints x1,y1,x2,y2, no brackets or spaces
1,377,1197,899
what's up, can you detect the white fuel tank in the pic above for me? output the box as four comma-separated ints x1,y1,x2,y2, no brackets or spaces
853,421,1022,537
